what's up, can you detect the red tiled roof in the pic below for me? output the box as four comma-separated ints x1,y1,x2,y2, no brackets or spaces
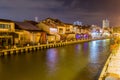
15,22,40,31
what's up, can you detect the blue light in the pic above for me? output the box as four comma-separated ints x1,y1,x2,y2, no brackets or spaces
46,49,58,74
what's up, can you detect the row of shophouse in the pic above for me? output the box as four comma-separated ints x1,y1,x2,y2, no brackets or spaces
0,18,112,48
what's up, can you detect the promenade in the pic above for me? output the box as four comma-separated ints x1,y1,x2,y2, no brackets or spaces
99,44,120,80
0,39,92,56
0,38,108,56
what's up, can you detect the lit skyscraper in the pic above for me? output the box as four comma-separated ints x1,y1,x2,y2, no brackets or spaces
102,19,109,28
73,21,82,26
35,17,39,22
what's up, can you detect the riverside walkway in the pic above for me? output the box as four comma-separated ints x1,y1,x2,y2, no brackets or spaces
0,39,92,56
99,44,120,80
0,38,108,56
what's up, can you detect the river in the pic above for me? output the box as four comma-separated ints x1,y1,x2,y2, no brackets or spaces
0,39,111,80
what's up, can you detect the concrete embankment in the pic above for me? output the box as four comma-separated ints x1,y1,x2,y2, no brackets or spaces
0,38,108,56
98,43,120,80
98,53,112,80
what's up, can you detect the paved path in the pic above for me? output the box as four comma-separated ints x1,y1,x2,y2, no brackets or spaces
99,45,120,80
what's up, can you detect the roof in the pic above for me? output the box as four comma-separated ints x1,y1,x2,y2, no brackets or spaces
42,22,57,28
24,20,38,25
64,23,73,25
15,22,41,31
42,17,64,27
0,19,13,22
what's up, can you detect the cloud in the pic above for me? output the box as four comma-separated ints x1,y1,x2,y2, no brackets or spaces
0,0,119,26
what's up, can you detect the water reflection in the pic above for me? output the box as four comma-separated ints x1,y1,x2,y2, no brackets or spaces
84,42,89,49
89,40,110,63
46,49,58,74
0,39,111,80
83,43,89,55
75,44,82,54
89,41,99,63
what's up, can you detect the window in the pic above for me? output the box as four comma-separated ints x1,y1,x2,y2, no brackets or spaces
0,24,11,29
59,28,63,34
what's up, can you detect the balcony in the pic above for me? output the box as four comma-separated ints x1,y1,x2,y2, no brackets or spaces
0,29,9,32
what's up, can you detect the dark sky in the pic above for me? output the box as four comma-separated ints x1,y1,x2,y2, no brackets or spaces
0,0,120,26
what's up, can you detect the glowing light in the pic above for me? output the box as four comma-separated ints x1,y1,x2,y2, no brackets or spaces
46,49,58,74
75,34,81,39
89,41,99,62
92,41,96,46
50,28,57,34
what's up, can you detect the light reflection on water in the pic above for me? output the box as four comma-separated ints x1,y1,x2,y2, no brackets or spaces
75,44,82,54
46,49,58,74
89,41,99,63
0,39,111,80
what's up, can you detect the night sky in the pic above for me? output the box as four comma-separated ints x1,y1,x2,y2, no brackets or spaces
0,0,120,26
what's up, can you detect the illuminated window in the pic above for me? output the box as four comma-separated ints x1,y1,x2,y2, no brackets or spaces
50,28,57,34
0,24,11,29
59,28,63,33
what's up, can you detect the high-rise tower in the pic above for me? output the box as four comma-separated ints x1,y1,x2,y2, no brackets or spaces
102,19,109,28
35,17,38,22
73,21,82,26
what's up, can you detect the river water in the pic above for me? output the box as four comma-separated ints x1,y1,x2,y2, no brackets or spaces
0,39,111,80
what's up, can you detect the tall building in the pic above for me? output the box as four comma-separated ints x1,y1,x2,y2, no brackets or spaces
35,17,38,22
102,19,109,28
73,21,82,26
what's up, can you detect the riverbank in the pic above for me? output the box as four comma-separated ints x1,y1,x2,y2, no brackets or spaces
98,44,120,80
0,38,110,56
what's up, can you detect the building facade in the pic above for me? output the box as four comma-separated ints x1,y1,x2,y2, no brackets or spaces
14,21,42,46
102,19,109,28
0,19,15,49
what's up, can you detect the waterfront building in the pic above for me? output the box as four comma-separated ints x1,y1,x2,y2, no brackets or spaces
37,18,61,43
0,19,15,49
59,23,77,41
14,21,42,46
90,25,102,38
57,25,66,34
24,20,47,44
57,23,75,40
0,17,94,46
64,23,74,34
73,25,82,34
56,23,67,41
40,18,58,34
